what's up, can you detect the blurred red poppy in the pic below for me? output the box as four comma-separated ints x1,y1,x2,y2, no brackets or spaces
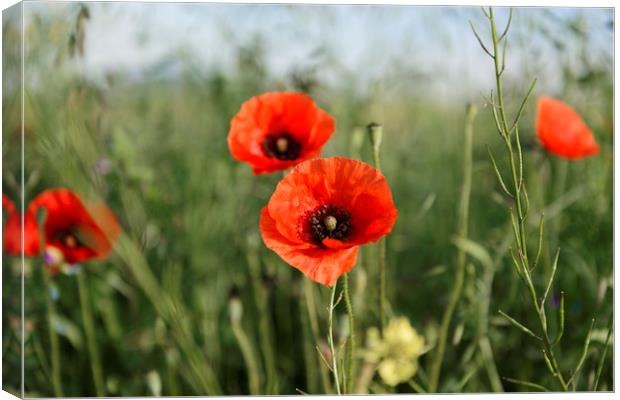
28,189,121,266
536,96,599,159
260,157,398,286
2,193,40,256
228,92,336,174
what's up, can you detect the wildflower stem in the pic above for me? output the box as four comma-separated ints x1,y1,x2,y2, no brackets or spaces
477,7,573,391
367,123,387,332
230,303,262,395
42,269,63,397
343,272,355,393
303,279,333,393
116,235,222,394
246,247,277,393
428,104,477,393
592,317,613,391
77,271,106,397
327,279,342,395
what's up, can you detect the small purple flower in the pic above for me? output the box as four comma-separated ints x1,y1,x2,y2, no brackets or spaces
43,251,55,266
550,293,560,309
96,158,112,175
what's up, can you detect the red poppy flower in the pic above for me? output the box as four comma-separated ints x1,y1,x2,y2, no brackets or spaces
2,193,40,256
260,157,398,286
228,92,336,174
27,189,121,266
536,96,599,159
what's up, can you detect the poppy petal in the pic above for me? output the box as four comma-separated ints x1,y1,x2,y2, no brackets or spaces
260,207,358,286
28,189,120,264
2,194,40,256
260,157,397,286
536,96,600,159
228,92,336,175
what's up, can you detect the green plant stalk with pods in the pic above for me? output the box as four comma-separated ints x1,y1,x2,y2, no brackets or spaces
470,7,608,392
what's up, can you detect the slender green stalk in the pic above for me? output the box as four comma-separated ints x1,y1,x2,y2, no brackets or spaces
246,246,277,393
408,379,427,393
42,269,63,397
77,271,106,397
544,159,568,273
343,273,355,394
502,377,550,392
470,7,601,391
116,235,222,394
489,8,567,390
229,298,262,395
303,279,332,393
428,104,477,392
367,123,387,331
300,291,318,393
592,318,613,391
327,280,341,395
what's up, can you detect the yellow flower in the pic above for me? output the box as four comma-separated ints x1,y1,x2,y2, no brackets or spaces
363,317,425,386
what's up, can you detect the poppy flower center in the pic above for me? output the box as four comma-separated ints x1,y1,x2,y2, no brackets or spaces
308,205,351,244
263,133,301,161
59,232,79,249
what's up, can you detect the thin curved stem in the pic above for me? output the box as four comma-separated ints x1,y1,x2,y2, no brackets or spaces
42,269,63,397
327,280,341,395
77,271,106,397
428,104,477,392
485,8,568,391
343,273,355,394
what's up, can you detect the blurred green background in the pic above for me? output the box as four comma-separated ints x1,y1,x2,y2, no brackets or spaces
2,3,613,396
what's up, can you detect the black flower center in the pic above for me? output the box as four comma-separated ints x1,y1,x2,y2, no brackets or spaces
308,205,352,244
263,133,301,160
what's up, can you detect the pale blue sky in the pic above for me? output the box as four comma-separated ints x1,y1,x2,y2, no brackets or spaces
24,2,613,101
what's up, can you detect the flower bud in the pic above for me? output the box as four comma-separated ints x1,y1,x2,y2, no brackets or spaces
367,122,383,150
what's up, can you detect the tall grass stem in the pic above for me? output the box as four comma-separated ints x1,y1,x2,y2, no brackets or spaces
343,272,355,393
367,123,387,331
42,269,63,397
428,104,477,392
77,271,106,396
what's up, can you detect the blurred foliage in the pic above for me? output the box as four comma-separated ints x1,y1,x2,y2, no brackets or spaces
2,3,613,396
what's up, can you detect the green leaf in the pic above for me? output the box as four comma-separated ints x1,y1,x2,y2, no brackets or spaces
451,236,493,271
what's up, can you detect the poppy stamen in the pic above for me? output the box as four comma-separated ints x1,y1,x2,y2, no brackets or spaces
276,137,289,153
308,205,351,244
263,133,301,161
324,216,338,232
61,233,79,249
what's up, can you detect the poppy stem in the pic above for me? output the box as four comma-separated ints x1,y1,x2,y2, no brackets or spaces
367,123,388,332
76,271,106,397
327,279,342,395
428,103,478,393
42,269,64,397
343,272,355,394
